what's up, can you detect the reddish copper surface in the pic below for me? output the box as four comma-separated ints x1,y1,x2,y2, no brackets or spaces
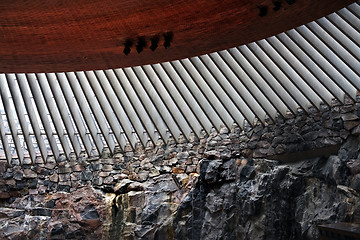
0,0,355,73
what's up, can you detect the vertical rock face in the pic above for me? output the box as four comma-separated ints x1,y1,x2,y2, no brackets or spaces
173,137,360,240
0,97,360,239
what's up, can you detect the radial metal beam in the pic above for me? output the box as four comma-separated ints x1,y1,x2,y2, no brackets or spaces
139,65,193,140
0,99,12,164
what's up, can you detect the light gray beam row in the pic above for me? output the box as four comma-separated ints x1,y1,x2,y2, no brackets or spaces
277,32,357,100
27,74,60,160
181,58,234,129
82,71,124,152
266,36,344,104
197,54,256,125
161,62,213,135
149,64,203,138
94,70,138,149
104,69,152,146
66,72,104,154
36,73,72,158
16,74,48,161
139,65,192,140
46,73,82,157
255,40,331,108
320,15,360,61
169,60,223,132
113,69,169,143
122,67,181,141
56,73,93,156
206,53,268,123
335,12,360,45
306,21,360,89
6,74,37,163
247,42,315,111
297,25,360,91
222,48,288,118
0,75,24,163
237,45,301,114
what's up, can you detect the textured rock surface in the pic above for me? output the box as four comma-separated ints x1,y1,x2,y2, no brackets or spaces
174,139,360,240
0,97,359,239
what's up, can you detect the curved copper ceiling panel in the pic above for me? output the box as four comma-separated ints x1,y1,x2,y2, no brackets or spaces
0,0,355,73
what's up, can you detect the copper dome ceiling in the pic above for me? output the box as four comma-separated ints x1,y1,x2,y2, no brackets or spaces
0,0,355,73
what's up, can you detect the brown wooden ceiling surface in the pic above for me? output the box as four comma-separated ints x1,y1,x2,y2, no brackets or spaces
0,0,355,73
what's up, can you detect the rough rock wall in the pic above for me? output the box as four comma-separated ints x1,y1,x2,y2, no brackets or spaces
174,139,360,240
0,97,360,239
